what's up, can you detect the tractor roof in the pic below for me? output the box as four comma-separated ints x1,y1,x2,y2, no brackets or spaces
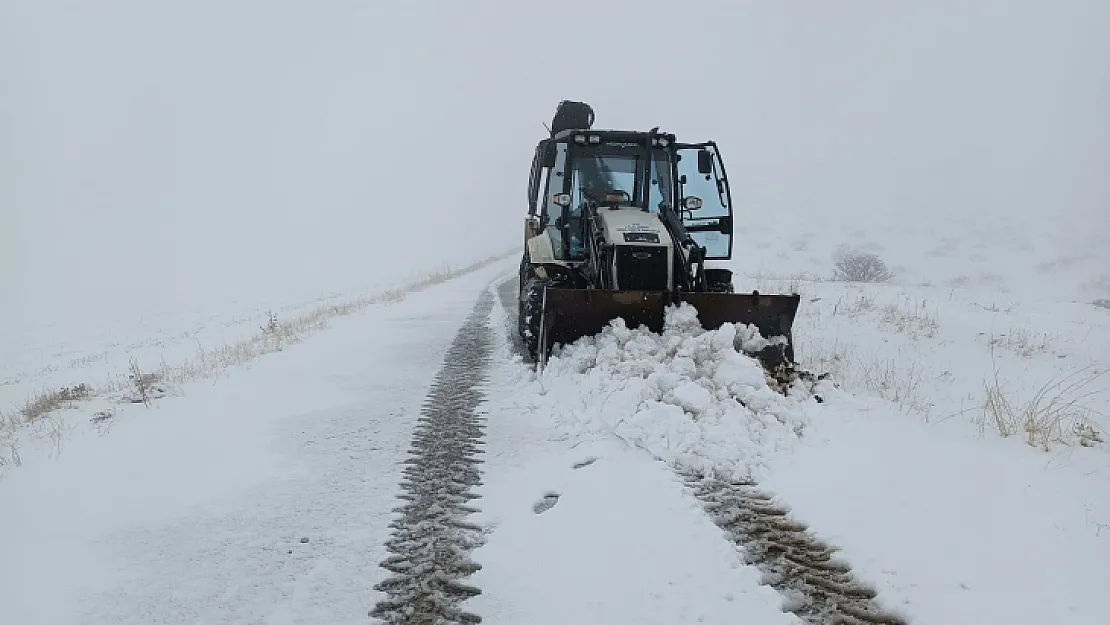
549,128,677,145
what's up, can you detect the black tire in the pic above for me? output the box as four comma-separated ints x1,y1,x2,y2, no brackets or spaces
519,276,549,362
518,251,532,283
705,268,734,293
517,252,536,342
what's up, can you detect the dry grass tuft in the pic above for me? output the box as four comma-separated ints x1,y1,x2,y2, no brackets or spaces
18,384,91,423
1,384,90,467
857,357,927,414
741,271,824,297
973,301,1017,313
0,437,18,468
127,359,164,406
879,297,939,337
830,293,876,318
796,338,930,416
978,365,1107,451
986,328,1053,358
827,291,938,337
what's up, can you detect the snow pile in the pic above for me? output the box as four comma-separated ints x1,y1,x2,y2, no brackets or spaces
523,303,827,480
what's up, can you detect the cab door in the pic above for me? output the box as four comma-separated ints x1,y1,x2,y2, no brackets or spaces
674,142,734,259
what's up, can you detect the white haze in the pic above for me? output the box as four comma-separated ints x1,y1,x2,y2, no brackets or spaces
3,0,1108,357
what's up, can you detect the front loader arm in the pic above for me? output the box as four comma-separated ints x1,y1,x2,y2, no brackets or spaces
657,202,706,292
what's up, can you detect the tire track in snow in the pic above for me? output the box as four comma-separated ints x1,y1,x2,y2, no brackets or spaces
370,290,494,624
683,473,908,625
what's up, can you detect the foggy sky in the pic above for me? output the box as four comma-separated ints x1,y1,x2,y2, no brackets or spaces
3,1,1108,347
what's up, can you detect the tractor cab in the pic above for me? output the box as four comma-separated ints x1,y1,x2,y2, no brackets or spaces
527,128,735,263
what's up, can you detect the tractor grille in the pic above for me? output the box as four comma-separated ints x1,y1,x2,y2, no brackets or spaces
615,245,668,290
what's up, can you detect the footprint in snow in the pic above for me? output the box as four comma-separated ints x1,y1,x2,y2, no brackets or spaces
572,457,598,469
533,492,560,514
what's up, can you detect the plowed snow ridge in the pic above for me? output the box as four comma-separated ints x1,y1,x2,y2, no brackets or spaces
527,302,822,481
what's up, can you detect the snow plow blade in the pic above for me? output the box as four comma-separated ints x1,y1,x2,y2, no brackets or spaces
538,288,800,368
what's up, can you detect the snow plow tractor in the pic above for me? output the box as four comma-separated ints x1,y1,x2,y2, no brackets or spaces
518,101,801,372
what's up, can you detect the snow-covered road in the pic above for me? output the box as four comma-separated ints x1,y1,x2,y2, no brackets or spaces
0,261,509,624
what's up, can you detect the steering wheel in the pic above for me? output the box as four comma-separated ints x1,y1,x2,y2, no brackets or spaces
585,187,630,205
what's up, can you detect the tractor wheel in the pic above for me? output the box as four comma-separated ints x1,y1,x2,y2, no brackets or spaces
517,253,537,343
519,276,549,362
518,252,533,289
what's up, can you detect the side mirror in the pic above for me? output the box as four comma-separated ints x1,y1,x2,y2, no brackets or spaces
683,196,703,211
697,149,713,175
542,142,557,168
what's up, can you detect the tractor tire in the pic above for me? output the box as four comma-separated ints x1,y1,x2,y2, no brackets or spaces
519,275,549,362
517,253,537,344
705,268,735,293
518,252,533,287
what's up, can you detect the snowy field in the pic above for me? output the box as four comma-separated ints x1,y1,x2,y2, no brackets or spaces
719,210,1110,623
2,234,1107,623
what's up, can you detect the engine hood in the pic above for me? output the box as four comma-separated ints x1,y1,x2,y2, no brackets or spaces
596,207,669,247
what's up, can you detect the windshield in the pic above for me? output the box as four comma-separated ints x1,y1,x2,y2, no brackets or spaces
564,146,676,214
570,154,639,210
